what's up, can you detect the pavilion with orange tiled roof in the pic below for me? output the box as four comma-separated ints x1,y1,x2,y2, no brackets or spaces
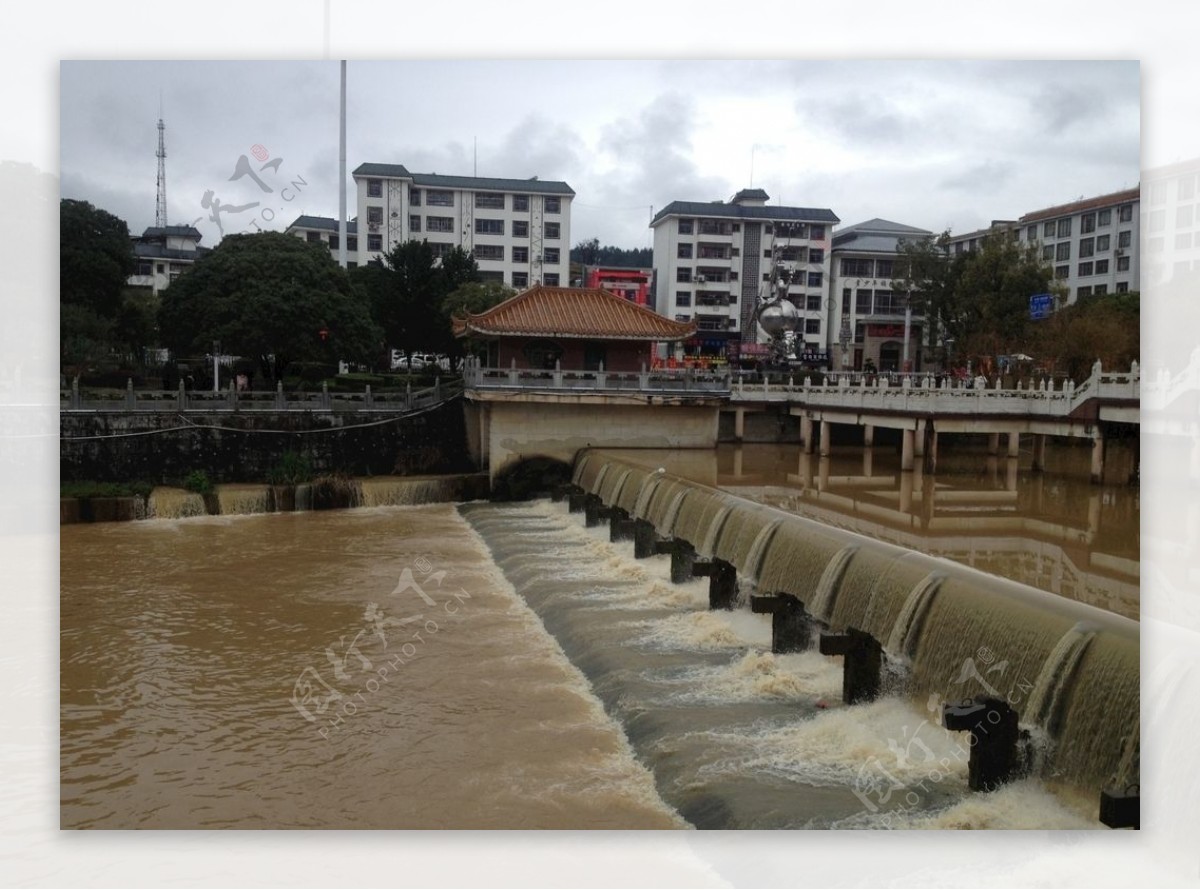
453,284,696,372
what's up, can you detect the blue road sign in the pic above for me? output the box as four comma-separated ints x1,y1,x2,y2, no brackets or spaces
1029,293,1054,320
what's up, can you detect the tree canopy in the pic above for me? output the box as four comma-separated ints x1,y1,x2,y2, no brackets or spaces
1029,290,1140,381
158,231,379,378
571,237,652,269
60,199,137,368
351,240,484,362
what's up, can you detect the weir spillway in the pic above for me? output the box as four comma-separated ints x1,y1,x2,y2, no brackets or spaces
573,449,1139,804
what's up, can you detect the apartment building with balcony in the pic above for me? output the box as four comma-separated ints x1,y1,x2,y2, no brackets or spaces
650,188,838,359
830,219,933,372
350,163,574,288
1016,187,1140,305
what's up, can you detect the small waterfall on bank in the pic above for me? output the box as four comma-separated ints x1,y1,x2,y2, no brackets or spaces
216,484,273,515
148,487,206,519
358,476,465,506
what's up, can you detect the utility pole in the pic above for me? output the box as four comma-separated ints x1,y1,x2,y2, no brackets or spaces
337,61,348,269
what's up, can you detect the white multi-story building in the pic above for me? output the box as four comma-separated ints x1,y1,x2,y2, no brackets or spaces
349,163,574,288
127,225,208,295
829,218,933,372
1016,187,1140,305
1143,160,1199,289
285,215,360,266
650,188,839,360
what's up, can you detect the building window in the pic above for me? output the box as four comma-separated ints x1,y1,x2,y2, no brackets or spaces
1077,286,1092,299
856,289,872,314
1177,233,1194,250
678,219,693,235
542,248,560,264
1079,237,1094,258
545,222,560,240
347,261,357,269
676,291,692,306
810,225,825,239
1118,230,1132,248
367,206,383,225
677,244,693,259
429,242,453,260
475,244,504,261
426,190,454,207
1056,218,1071,237
544,273,560,286
329,235,339,250
677,268,692,283
512,272,529,288
763,249,772,259
409,215,421,232
367,179,382,198
475,218,505,236
1055,264,1069,279
427,216,453,233
807,271,823,287
409,188,421,206
874,290,904,314
367,234,382,252
805,293,821,311
306,231,322,243
875,259,895,279
1043,221,1055,237
347,236,358,251
804,319,821,335
513,195,529,212
954,242,964,255
1095,259,1109,274
475,193,505,209
809,248,825,264
1042,245,1054,261
479,270,505,284
1180,177,1197,201
1081,212,1096,234
1094,284,1108,296
1026,224,1038,241
1116,281,1129,293
1118,204,1133,222
1098,208,1111,226
513,220,529,238
1055,242,1071,261
1097,234,1110,252
1078,262,1093,277
512,246,529,263
1116,256,1130,271
729,271,739,281
544,197,561,214
841,258,874,277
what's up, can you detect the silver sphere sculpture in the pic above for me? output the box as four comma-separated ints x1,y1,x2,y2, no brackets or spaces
757,298,800,337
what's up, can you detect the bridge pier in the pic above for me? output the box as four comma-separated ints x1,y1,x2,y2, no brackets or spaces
1091,429,1106,484
733,408,745,442
988,433,1000,457
633,519,658,558
863,424,874,448
1008,431,1020,458
584,494,613,527
819,627,883,704
708,559,738,610
819,419,831,457
670,539,713,583
1032,434,1047,473
901,428,915,472
801,415,814,454
609,507,637,542
942,697,1026,792
752,593,815,653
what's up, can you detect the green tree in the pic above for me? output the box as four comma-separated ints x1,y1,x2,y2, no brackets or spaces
1030,291,1139,381
60,199,135,369
159,231,379,380
440,280,515,364
354,240,481,363
570,239,651,268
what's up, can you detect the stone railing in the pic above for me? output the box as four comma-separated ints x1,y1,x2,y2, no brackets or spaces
462,359,731,396
731,362,1139,418
61,378,462,413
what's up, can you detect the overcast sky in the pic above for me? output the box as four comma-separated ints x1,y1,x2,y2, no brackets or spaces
59,60,1139,250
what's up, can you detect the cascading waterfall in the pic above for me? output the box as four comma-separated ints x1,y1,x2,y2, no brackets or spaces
215,484,273,515
147,487,206,519
885,572,946,659
573,450,1140,795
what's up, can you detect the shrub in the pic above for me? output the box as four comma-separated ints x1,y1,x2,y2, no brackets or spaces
266,451,313,486
183,470,212,494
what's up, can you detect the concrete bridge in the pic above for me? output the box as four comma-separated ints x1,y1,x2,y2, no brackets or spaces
724,362,1140,481
462,359,1139,483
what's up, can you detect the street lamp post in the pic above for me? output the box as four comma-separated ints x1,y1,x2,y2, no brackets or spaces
213,340,220,393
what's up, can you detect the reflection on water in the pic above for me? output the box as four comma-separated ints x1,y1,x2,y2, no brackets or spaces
597,441,1139,621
